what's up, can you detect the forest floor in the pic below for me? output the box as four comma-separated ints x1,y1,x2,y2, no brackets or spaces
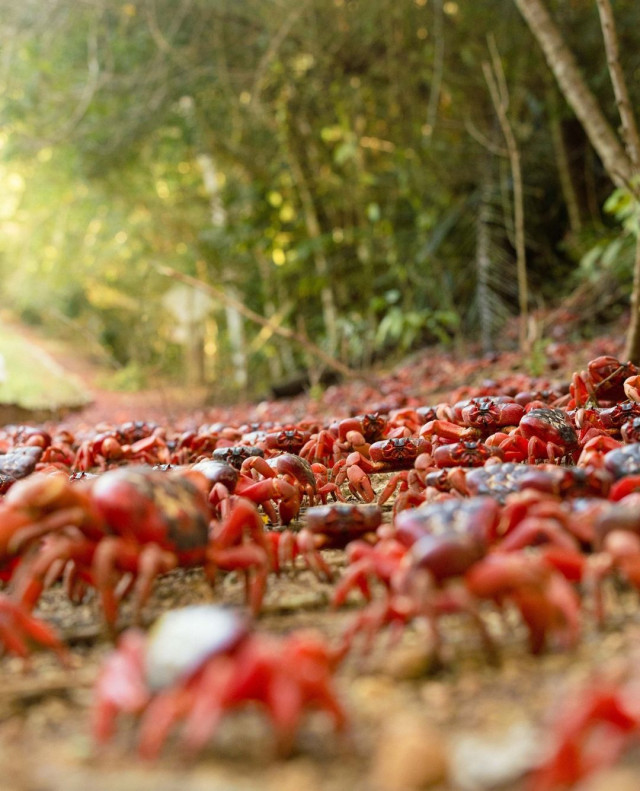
0,313,638,791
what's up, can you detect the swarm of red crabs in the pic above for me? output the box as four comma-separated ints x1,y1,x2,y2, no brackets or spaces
5,354,640,783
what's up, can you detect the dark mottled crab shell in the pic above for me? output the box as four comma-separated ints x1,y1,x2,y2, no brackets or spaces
212,445,264,470
0,446,42,479
267,453,316,492
191,459,239,492
518,408,578,449
604,443,640,478
90,466,211,552
395,496,499,547
145,605,248,690
465,462,610,501
465,462,534,501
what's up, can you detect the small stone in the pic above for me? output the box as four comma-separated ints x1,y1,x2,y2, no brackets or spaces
369,712,449,789
420,681,452,710
449,721,542,790
385,644,439,680
265,758,321,791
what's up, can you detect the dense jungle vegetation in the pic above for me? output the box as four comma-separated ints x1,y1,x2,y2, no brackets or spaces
0,0,639,398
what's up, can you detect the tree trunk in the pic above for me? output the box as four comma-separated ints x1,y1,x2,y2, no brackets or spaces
624,236,640,362
483,37,528,355
196,152,249,390
283,125,339,356
255,252,285,382
513,0,634,188
547,85,582,235
514,0,640,362
224,287,248,392
476,160,494,355
595,0,640,168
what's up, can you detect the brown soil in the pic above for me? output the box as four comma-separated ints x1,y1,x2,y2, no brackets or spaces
0,320,638,791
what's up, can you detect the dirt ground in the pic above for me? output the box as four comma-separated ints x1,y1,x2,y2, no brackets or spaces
1,321,639,791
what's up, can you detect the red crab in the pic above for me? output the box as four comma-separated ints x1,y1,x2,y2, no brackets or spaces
333,437,430,502
211,445,264,470
459,396,525,435
588,519,640,624
576,402,640,441
570,355,638,407
498,408,579,464
273,502,383,579
433,439,501,468
264,427,311,455
621,416,640,443
239,453,316,524
299,429,337,465
0,446,43,493
12,467,272,627
528,673,640,791
335,411,389,448
170,426,239,465
337,497,579,656
191,459,239,518
339,543,579,658
377,452,436,514
92,605,348,758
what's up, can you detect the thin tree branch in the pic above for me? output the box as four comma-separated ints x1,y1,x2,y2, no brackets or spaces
425,0,444,136
465,116,508,157
153,265,360,381
250,0,309,107
483,36,529,354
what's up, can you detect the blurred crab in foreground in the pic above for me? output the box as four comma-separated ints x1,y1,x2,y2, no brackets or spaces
93,605,348,758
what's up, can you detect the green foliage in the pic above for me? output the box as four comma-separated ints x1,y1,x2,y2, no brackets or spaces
375,305,459,355
97,362,149,393
0,0,637,394
577,184,640,288
0,322,89,409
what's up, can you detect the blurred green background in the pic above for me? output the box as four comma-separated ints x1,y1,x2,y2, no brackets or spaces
1,0,638,403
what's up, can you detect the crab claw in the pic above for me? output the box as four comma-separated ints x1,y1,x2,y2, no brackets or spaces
624,375,640,402
346,465,375,502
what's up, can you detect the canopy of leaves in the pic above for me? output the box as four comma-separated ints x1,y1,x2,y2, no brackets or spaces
0,0,639,395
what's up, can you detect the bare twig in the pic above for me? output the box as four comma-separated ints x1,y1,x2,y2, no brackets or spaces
425,0,445,137
464,116,508,157
483,35,529,355
250,1,309,107
0,669,95,707
153,265,360,381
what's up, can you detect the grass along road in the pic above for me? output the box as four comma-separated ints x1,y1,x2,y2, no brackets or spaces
0,321,90,411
